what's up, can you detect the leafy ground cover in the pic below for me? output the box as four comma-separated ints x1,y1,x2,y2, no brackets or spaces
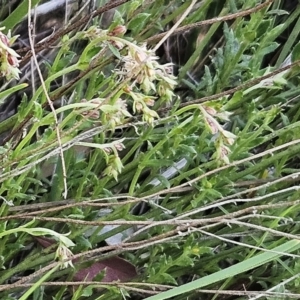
0,0,300,299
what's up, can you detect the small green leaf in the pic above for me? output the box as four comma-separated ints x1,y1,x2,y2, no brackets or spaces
33,101,43,120
107,42,122,59
174,254,194,267
264,24,285,43
257,42,280,57
243,31,256,42
81,286,94,297
127,13,151,34
0,84,28,105
1,0,42,32
267,9,289,16
152,174,171,188
291,42,300,62
76,236,92,249
157,273,177,285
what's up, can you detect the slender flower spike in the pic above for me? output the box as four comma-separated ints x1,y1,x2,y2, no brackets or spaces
0,28,21,80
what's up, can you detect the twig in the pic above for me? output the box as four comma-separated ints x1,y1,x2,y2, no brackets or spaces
123,199,300,242
194,227,300,258
9,197,139,214
27,0,68,199
2,199,300,229
153,0,197,52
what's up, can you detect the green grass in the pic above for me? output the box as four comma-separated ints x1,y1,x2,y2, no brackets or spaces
0,0,300,299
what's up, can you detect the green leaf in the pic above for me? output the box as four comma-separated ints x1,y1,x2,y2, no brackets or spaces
1,0,42,32
174,254,194,267
157,273,177,285
258,42,280,57
107,42,122,59
151,174,171,188
267,9,289,16
264,24,285,43
291,41,300,62
81,286,94,297
126,0,143,19
127,13,151,34
243,31,256,43
33,101,43,120
76,236,92,249
17,93,31,121
0,83,28,105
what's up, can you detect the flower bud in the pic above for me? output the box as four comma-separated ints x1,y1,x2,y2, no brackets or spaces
203,105,217,116
123,86,132,93
135,50,147,64
144,97,155,106
205,117,218,134
114,142,125,151
135,101,143,112
109,25,127,36
0,29,21,80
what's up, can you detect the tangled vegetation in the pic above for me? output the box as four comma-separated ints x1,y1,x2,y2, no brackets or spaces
0,0,300,299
